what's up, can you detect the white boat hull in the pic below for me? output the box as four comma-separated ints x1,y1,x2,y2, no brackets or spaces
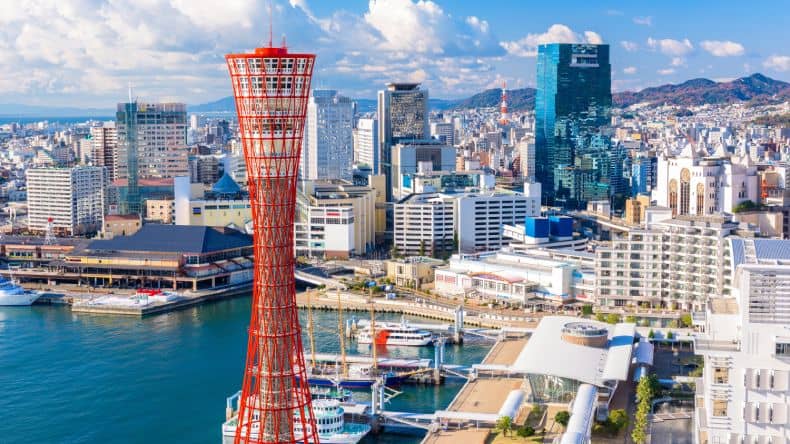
0,292,40,306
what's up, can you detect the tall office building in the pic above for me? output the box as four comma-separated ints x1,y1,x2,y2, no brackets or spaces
355,117,379,173
377,83,429,200
535,43,612,208
116,102,188,214
302,89,354,181
26,166,106,236
90,123,117,181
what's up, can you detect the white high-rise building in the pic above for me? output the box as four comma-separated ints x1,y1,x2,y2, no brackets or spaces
90,123,117,180
355,118,379,173
26,166,106,236
394,189,538,256
302,90,354,181
430,122,455,146
518,136,536,182
694,238,790,444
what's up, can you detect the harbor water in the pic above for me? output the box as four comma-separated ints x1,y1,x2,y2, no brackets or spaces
0,294,491,444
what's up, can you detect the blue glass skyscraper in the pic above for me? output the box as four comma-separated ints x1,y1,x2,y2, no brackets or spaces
535,43,612,208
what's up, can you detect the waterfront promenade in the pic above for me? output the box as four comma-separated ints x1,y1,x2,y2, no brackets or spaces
422,337,529,444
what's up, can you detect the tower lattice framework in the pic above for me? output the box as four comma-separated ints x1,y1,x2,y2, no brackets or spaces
226,44,317,444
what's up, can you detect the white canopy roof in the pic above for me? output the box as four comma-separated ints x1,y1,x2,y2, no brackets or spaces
510,316,636,386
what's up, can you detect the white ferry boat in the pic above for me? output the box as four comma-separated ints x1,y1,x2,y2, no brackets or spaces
222,398,370,444
0,276,40,306
356,320,434,346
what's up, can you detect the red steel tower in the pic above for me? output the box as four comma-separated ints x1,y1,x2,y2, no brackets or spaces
226,41,317,443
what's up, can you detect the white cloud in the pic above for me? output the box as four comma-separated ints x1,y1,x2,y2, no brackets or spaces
500,24,604,57
647,37,693,56
700,40,745,57
606,9,624,16
633,16,653,26
0,0,514,105
623,66,637,75
763,55,790,72
620,41,638,52
584,31,603,45
658,68,676,75
466,16,489,33
671,57,685,67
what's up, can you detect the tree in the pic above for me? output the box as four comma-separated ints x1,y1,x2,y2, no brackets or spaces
555,410,570,427
418,239,426,257
625,315,637,324
595,313,607,322
666,330,675,340
582,304,594,316
608,409,629,431
496,416,512,436
606,313,621,324
680,313,693,328
648,329,655,339
516,426,535,437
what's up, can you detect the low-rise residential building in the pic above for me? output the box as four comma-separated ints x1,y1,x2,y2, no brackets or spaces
102,214,141,238
385,256,444,288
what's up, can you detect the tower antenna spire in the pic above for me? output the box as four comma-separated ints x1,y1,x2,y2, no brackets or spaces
267,1,273,47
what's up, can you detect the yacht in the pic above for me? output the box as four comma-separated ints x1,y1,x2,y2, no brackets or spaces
222,399,370,444
356,320,434,347
0,276,40,306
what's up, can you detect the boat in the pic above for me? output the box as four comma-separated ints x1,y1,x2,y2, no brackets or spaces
0,276,40,306
310,385,353,402
222,398,371,444
356,320,434,346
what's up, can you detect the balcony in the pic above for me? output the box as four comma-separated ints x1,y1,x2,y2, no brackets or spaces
695,339,740,352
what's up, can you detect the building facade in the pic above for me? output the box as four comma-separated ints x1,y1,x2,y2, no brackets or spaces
303,90,354,181
26,166,106,236
694,239,790,444
535,43,612,208
390,141,456,200
295,180,381,259
595,215,739,310
653,146,758,216
355,117,379,173
116,102,189,214
89,123,117,181
378,83,429,200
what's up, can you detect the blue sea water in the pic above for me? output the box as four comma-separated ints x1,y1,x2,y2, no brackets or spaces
0,296,490,444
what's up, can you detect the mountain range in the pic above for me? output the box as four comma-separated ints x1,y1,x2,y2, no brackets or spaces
188,73,790,113
0,73,787,118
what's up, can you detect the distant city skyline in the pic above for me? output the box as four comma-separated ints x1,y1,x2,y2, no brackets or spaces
1,0,788,107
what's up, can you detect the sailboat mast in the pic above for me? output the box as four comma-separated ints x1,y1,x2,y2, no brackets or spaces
337,288,347,378
369,286,377,372
308,289,316,369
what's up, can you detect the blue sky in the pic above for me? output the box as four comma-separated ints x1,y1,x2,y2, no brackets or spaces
1,0,788,107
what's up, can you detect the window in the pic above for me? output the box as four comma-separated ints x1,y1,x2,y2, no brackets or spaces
713,367,729,384
776,343,790,358
712,400,727,417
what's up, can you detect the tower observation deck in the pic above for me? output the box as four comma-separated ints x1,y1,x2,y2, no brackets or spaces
225,43,317,443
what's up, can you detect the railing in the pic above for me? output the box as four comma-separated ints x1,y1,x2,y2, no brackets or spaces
695,339,740,352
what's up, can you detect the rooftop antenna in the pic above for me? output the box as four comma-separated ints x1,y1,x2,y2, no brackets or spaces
267,0,273,47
